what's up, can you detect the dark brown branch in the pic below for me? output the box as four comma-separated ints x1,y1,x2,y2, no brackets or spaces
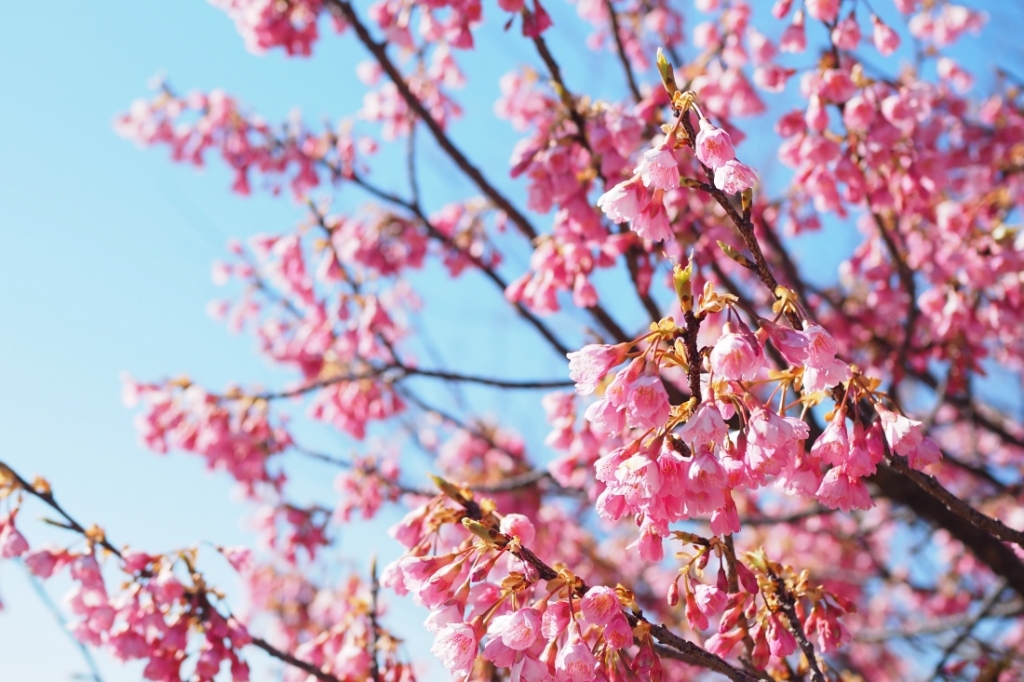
886,457,1024,550
872,463,1024,599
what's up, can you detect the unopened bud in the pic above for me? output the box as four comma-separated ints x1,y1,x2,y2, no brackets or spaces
656,48,679,96
673,261,694,313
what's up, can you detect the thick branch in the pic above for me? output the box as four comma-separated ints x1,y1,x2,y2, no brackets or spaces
872,463,1024,599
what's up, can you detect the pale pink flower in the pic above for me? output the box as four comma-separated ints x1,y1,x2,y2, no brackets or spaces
0,523,29,558
24,548,61,578
554,621,597,681
842,94,876,130
219,546,253,574
710,322,765,381
677,402,728,448
876,407,923,457
832,12,861,49
596,179,643,224
816,468,873,511
566,343,625,395
767,613,797,657
872,15,900,56
805,0,839,23
693,583,728,618
603,612,633,650
706,628,745,658
631,192,674,242
713,159,758,193
757,319,809,364
846,421,878,478
431,622,478,675
803,356,850,394
623,372,672,430
583,397,626,436
499,513,536,545
687,446,728,499
580,585,620,626
780,10,807,53
710,494,741,535
802,323,851,392
541,600,570,640
694,118,736,169
494,608,542,650
636,146,680,191
909,436,942,470
810,412,849,467
753,64,794,93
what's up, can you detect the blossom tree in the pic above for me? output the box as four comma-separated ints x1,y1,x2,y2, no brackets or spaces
5,0,1024,680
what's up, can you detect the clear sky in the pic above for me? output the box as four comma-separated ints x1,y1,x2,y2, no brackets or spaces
2,2,1024,681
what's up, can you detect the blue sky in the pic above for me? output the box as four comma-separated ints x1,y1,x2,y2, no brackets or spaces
2,1,1023,681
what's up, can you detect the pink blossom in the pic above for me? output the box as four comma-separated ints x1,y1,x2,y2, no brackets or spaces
757,319,809,364
805,0,839,23
603,612,633,650
636,146,680,191
802,324,851,393
872,15,901,56
493,608,542,650
816,468,873,511
713,159,758,193
580,585,620,626
499,513,536,545
832,12,861,49
630,192,674,242
554,621,597,681
567,344,625,395
780,10,807,53
677,402,728,448
596,179,643,224
909,436,941,470
24,548,62,578
694,118,736,169
0,522,29,558
710,322,765,381
810,411,849,467
620,369,671,431
876,407,923,457
431,622,478,675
